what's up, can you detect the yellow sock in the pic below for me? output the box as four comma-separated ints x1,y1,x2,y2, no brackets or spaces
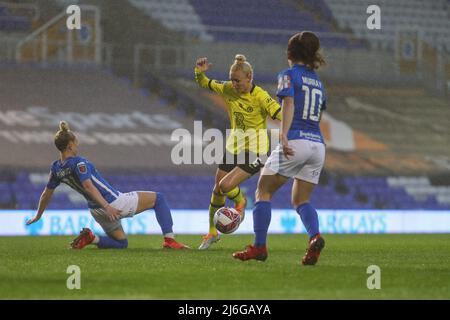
226,186,244,205
209,192,225,234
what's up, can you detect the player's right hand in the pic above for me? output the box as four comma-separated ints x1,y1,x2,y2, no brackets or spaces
280,134,295,159
196,57,212,72
26,215,41,225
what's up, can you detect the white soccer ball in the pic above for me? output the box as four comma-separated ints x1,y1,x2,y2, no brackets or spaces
213,207,241,234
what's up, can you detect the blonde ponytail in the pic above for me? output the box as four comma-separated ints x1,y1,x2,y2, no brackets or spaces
234,54,247,63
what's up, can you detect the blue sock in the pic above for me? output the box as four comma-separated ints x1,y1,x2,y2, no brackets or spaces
154,192,174,235
98,236,128,249
296,203,320,239
253,201,271,247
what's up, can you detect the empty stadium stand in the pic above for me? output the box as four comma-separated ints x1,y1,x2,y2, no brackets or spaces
129,0,212,41
128,0,358,47
325,0,450,51
0,3,32,32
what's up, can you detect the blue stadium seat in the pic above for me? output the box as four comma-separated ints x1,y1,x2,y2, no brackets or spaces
188,0,350,47
3,172,448,210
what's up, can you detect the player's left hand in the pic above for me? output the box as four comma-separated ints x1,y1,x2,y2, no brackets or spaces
280,134,294,159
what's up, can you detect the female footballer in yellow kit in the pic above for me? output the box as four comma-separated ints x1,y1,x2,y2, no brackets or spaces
195,54,282,249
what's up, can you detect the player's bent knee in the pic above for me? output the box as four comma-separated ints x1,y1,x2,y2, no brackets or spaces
218,179,236,194
218,181,233,194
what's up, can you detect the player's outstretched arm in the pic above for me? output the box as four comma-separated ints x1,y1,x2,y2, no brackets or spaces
81,179,122,221
26,187,55,225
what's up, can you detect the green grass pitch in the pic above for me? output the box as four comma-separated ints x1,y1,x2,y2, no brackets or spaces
0,234,449,299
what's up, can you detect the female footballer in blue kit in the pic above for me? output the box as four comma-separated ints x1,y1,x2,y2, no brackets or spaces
233,32,327,265
26,121,189,250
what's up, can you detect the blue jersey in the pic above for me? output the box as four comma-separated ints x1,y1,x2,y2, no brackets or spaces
46,156,120,209
277,64,327,143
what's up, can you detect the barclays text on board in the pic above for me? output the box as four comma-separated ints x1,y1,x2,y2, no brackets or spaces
0,209,449,236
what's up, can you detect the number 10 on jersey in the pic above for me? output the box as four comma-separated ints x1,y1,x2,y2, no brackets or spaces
302,85,323,122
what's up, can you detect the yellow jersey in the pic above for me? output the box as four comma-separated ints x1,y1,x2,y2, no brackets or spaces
195,67,281,155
